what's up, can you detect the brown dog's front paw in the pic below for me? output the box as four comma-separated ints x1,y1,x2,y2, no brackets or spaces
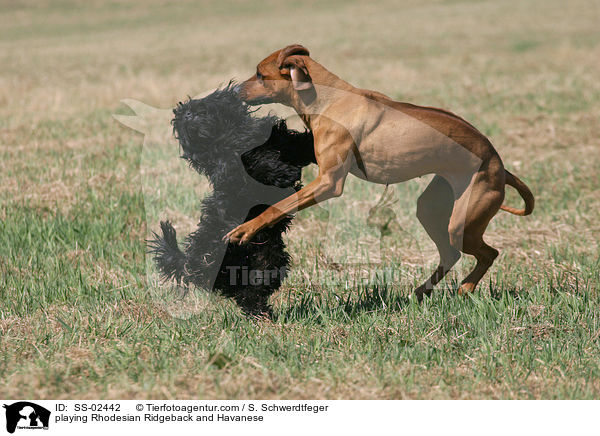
224,221,259,245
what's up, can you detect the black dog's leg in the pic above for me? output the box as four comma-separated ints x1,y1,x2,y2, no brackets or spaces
233,291,273,318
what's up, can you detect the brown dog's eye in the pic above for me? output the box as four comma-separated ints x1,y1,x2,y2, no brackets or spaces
256,71,263,80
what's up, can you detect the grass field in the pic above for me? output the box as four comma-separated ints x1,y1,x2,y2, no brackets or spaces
1,0,599,399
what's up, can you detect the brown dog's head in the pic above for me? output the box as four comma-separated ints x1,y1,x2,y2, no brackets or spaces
238,44,313,106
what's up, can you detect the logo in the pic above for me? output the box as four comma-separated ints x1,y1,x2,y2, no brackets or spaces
2,402,50,434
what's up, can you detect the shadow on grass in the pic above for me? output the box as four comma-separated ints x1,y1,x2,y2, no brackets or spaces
489,284,523,301
275,284,412,323
275,279,536,323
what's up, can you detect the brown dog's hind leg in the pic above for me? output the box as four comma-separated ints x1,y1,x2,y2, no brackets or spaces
414,175,461,301
448,160,505,296
457,239,499,295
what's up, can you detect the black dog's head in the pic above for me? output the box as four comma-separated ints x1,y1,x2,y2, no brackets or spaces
171,83,315,189
173,83,275,174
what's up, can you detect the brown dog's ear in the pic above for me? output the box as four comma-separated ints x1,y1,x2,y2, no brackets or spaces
280,55,313,91
291,67,312,90
276,44,310,69
277,45,313,90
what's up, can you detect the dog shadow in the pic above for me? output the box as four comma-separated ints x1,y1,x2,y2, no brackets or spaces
275,284,412,322
489,285,523,301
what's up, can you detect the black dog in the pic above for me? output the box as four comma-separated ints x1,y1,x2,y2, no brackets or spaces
149,84,315,316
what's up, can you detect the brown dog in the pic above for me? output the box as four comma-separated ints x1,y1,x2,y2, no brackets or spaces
227,44,534,300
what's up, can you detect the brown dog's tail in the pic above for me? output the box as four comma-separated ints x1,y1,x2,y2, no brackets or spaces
501,170,535,216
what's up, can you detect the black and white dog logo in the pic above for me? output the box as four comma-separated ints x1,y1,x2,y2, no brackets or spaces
3,402,50,434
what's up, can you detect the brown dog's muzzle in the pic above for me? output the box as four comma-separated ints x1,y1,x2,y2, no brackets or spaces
237,78,273,105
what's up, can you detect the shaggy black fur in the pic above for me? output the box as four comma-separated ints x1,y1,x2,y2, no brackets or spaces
148,84,315,316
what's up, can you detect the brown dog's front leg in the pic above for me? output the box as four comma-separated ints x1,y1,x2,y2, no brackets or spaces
225,140,353,245
224,173,344,244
